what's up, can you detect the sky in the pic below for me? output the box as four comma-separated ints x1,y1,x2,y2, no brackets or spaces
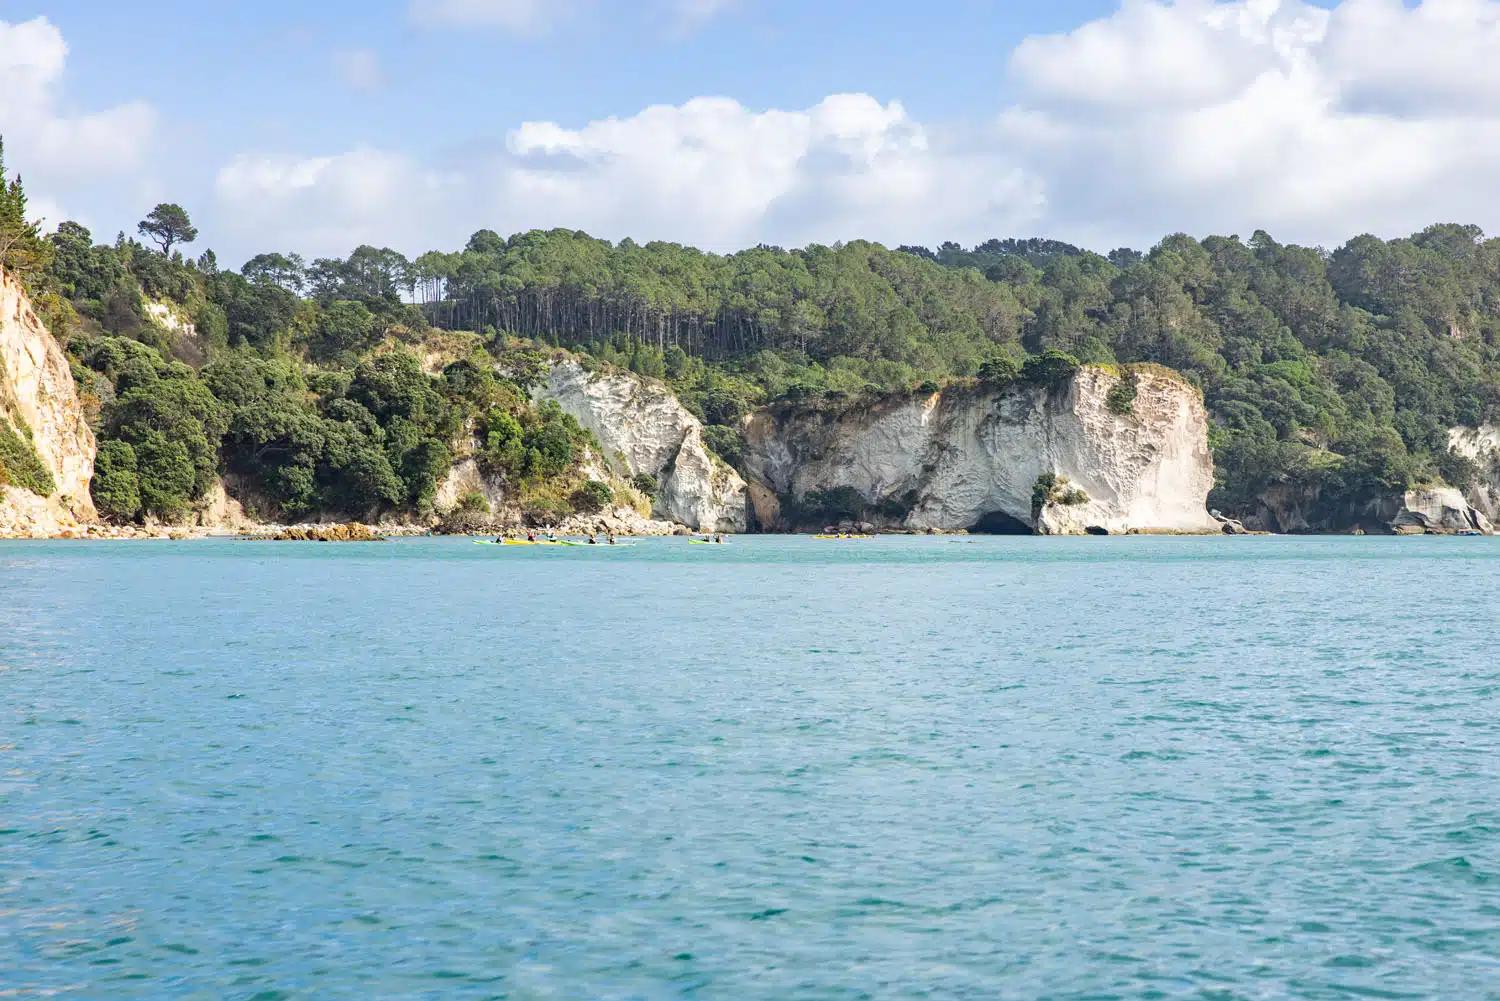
5,0,1499,268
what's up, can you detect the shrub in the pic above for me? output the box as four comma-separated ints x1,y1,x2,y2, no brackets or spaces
977,356,1020,387
701,424,744,467
631,471,659,496
1021,350,1081,389
133,430,196,519
915,379,941,395
0,419,56,497
457,490,491,513
570,480,614,513
1437,449,1479,491
1032,472,1089,517
1106,375,1138,415
91,440,141,521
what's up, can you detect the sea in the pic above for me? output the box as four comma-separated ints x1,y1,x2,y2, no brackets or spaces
2,535,1499,1000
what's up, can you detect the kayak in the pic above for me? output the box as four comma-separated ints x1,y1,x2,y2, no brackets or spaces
812,534,873,539
474,539,578,546
474,538,632,548
689,540,729,545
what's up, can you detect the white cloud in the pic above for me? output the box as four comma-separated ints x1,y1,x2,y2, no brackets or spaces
0,17,156,235
202,0,1500,261
0,17,156,182
673,0,738,32
1003,0,1500,249
408,0,577,33
213,95,1040,259
332,48,383,91
409,0,740,35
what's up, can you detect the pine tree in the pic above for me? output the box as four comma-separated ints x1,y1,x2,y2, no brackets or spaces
0,136,54,290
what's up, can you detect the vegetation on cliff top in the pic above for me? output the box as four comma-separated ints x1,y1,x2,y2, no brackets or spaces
6,132,1500,524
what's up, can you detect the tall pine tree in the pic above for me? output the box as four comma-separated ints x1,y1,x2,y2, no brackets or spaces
0,136,54,291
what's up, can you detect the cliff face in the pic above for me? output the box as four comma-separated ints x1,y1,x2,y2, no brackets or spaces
1448,425,1500,523
0,269,96,536
743,367,1218,534
536,359,748,532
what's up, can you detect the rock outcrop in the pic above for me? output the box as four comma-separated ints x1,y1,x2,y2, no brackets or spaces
1246,481,1493,535
1376,487,1491,534
1,268,96,537
1448,425,1500,523
742,367,1219,535
536,359,747,532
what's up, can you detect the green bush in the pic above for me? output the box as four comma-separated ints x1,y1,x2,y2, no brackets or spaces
457,490,490,513
1032,472,1089,516
0,418,56,497
91,440,141,521
570,480,614,513
631,471,659,496
701,424,745,467
1106,375,1138,415
1021,350,1081,389
133,430,196,519
977,356,1020,387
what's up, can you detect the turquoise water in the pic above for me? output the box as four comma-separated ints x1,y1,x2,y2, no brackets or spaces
3,536,1500,1000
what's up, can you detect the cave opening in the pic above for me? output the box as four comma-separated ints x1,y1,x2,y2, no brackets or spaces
969,510,1033,535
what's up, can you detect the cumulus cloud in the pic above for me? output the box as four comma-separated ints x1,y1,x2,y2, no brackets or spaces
0,16,156,196
214,95,1041,258
1004,0,1500,248
211,0,1500,260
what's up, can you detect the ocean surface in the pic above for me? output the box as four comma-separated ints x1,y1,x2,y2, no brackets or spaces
3,535,1499,1000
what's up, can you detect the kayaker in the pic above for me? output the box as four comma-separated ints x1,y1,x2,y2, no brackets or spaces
608,533,616,545
588,533,597,545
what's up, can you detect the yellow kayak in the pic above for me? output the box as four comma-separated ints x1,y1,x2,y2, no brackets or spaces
473,539,575,546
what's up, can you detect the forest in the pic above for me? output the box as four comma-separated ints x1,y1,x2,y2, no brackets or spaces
4,134,1500,527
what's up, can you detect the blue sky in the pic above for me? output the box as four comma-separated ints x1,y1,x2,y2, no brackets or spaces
1,1,1488,267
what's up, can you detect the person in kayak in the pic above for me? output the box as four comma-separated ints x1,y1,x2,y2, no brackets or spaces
588,533,598,545
607,533,616,545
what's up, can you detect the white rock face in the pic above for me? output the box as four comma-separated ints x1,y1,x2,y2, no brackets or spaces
145,299,196,339
536,359,747,531
743,367,1219,535
433,457,507,515
1380,487,1492,534
1,268,96,535
1448,425,1500,522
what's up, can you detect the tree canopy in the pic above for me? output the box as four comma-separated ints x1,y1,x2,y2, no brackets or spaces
19,203,1500,527
137,204,198,256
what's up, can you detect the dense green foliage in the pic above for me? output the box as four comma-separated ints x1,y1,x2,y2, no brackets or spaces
413,225,1500,520
0,412,56,496
7,139,1499,528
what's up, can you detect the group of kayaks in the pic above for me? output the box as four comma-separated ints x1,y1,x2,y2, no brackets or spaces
475,532,876,548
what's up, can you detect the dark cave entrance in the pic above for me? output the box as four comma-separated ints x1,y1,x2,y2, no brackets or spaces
969,510,1033,535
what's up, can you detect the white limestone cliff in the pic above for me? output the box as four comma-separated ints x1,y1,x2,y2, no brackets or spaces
1447,425,1500,523
742,366,1219,535
535,359,748,532
1,268,96,536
